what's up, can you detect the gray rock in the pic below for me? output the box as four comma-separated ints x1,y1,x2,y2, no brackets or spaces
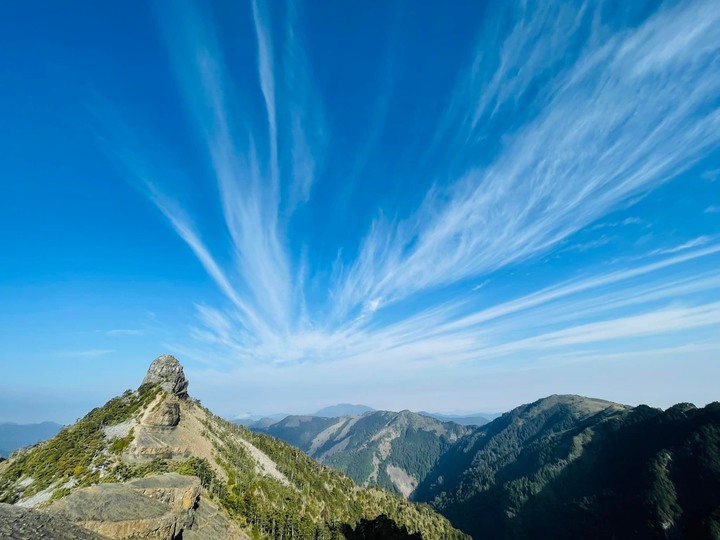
0,503,108,539
144,401,180,428
183,498,251,540
47,473,201,540
141,355,189,398
47,484,169,523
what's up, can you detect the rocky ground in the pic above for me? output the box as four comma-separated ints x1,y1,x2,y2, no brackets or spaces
0,503,108,539
47,473,200,540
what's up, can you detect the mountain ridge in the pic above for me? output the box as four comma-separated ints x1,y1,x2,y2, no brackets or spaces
413,394,720,539
252,393,720,539
417,412,494,427
314,404,375,417
254,408,471,498
0,354,468,540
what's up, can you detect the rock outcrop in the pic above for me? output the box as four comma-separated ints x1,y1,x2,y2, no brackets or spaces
123,395,197,463
183,499,251,540
127,474,199,515
143,400,180,428
0,503,108,539
47,473,200,540
1,354,468,540
141,355,189,398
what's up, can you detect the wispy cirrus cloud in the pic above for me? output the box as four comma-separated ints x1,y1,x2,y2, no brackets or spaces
651,236,713,255
317,244,720,367
332,0,720,317
106,329,143,337
104,0,719,382
590,217,644,231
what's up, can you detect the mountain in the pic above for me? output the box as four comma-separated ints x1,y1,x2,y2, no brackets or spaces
231,405,375,429
417,412,494,427
232,414,288,428
231,405,375,428
234,416,284,429
0,355,467,540
314,404,375,417
255,410,470,498
413,394,720,540
254,394,720,539
0,422,63,458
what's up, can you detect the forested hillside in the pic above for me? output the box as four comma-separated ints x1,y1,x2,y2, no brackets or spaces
256,410,470,497
414,395,720,539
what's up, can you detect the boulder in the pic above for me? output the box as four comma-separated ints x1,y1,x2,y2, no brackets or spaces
141,355,189,398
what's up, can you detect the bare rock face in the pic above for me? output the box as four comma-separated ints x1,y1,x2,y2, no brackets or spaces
183,498,251,540
143,401,180,428
47,473,200,540
0,503,109,539
127,474,200,515
141,355,189,398
124,395,197,463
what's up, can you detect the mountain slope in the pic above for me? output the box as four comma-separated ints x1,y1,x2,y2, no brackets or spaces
417,412,493,427
256,410,470,498
0,355,467,540
414,395,720,540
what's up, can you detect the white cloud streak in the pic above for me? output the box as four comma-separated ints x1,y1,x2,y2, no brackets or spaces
105,0,719,383
251,0,279,193
333,0,720,316
283,0,327,210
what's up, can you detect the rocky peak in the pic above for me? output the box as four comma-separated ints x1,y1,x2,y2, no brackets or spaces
141,355,189,398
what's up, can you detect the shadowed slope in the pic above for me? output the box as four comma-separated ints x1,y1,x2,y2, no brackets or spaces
415,395,720,539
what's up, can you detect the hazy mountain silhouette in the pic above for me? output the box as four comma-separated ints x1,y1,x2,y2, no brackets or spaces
0,422,62,458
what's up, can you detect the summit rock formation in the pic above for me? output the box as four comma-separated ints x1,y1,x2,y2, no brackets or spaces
0,354,467,540
141,355,189,398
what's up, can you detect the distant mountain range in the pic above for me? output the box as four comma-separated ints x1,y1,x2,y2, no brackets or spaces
232,413,289,428
314,403,375,417
0,422,62,458
234,404,496,430
253,395,720,539
3,365,718,540
254,410,471,497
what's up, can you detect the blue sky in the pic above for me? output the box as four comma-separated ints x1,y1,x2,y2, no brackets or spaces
1,0,719,423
